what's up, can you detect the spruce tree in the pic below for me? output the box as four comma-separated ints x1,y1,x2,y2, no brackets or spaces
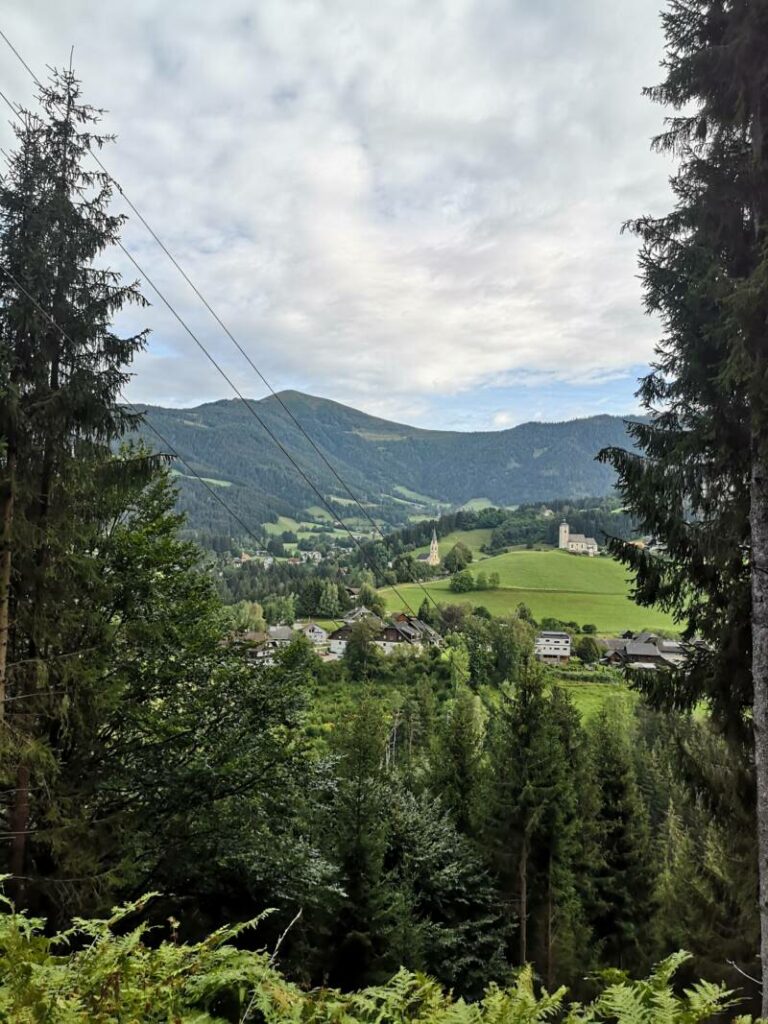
597,3,768,1001
0,68,147,903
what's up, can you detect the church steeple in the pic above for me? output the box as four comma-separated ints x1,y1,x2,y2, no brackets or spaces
428,527,440,567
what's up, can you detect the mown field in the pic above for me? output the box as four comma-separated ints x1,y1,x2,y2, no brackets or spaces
381,547,677,634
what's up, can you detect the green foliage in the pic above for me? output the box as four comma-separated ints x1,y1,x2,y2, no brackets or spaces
444,542,473,574
450,570,476,593
0,895,739,1024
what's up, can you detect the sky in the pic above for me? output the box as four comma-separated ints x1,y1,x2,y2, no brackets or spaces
1,0,675,431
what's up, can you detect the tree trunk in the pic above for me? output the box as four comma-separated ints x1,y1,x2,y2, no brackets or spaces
750,430,768,1019
0,446,15,719
546,854,554,990
519,836,528,965
9,761,30,905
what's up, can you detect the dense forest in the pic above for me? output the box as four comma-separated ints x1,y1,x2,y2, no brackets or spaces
3,2,768,1021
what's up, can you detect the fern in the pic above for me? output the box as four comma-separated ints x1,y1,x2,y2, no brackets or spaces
0,898,749,1024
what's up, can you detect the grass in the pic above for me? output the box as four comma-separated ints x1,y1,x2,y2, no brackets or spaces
392,484,446,505
380,548,677,634
263,515,300,535
171,470,231,488
415,529,494,560
460,497,494,510
304,505,333,520
552,680,637,721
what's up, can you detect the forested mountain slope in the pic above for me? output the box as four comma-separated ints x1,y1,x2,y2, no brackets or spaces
131,391,638,533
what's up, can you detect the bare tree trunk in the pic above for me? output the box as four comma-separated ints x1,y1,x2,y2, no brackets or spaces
753,440,768,1010
9,761,29,905
519,836,528,965
546,854,554,990
751,430,768,1019
0,446,15,719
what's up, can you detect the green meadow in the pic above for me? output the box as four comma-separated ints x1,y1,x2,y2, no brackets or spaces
381,548,676,634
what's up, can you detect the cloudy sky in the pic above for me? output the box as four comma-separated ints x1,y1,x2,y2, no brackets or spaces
1,0,674,430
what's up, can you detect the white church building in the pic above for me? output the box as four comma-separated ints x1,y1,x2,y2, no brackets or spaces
559,520,599,557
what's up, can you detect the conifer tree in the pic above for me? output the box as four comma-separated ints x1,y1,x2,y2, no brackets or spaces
587,704,655,971
0,68,147,902
430,684,485,834
597,4,768,1001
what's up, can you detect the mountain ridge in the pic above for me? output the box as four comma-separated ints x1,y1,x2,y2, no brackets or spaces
130,391,639,538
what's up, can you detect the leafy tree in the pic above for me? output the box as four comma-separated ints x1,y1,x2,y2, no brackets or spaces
357,582,386,618
449,570,475,593
576,635,603,665
476,571,488,591
444,542,473,573
488,572,501,590
345,620,382,680
318,578,341,618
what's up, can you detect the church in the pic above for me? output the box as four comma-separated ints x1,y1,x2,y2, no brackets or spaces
417,528,441,567
559,520,599,556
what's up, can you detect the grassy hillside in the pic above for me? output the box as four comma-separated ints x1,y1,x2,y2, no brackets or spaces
381,548,676,634
414,528,495,559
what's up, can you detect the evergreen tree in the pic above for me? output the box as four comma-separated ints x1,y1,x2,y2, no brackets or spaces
587,704,655,971
484,667,588,977
430,684,485,834
596,4,768,996
327,697,390,988
0,68,148,904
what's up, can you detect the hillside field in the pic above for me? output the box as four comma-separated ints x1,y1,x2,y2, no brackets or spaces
381,548,677,634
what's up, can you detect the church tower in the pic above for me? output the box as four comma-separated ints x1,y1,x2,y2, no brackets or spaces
559,520,569,550
427,528,440,567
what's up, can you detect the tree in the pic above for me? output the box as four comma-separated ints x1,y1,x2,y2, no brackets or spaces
587,704,655,971
357,582,386,618
488,572,501,590
476,571,488,591
430,685,485,834
449,570,475,593
595,4,768,998
327,697,390,988
576,635,602,665
484,666,587,974
444,542,472,573
345,620,381,679
0,68,149,903
318,579,341,618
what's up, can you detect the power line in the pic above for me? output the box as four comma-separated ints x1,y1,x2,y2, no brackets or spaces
0,29,448,625
0,263,344,632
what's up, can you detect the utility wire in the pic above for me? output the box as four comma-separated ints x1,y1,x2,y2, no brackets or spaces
0,263,345,633
0,29,448,625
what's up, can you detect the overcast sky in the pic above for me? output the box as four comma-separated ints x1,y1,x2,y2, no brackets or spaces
1,0,674,430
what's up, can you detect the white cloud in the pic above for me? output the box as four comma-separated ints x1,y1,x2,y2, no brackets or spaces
0,0,673,422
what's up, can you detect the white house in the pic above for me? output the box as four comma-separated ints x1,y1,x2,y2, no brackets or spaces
558,521,599,556
534,631,572,664
297,622,328,645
